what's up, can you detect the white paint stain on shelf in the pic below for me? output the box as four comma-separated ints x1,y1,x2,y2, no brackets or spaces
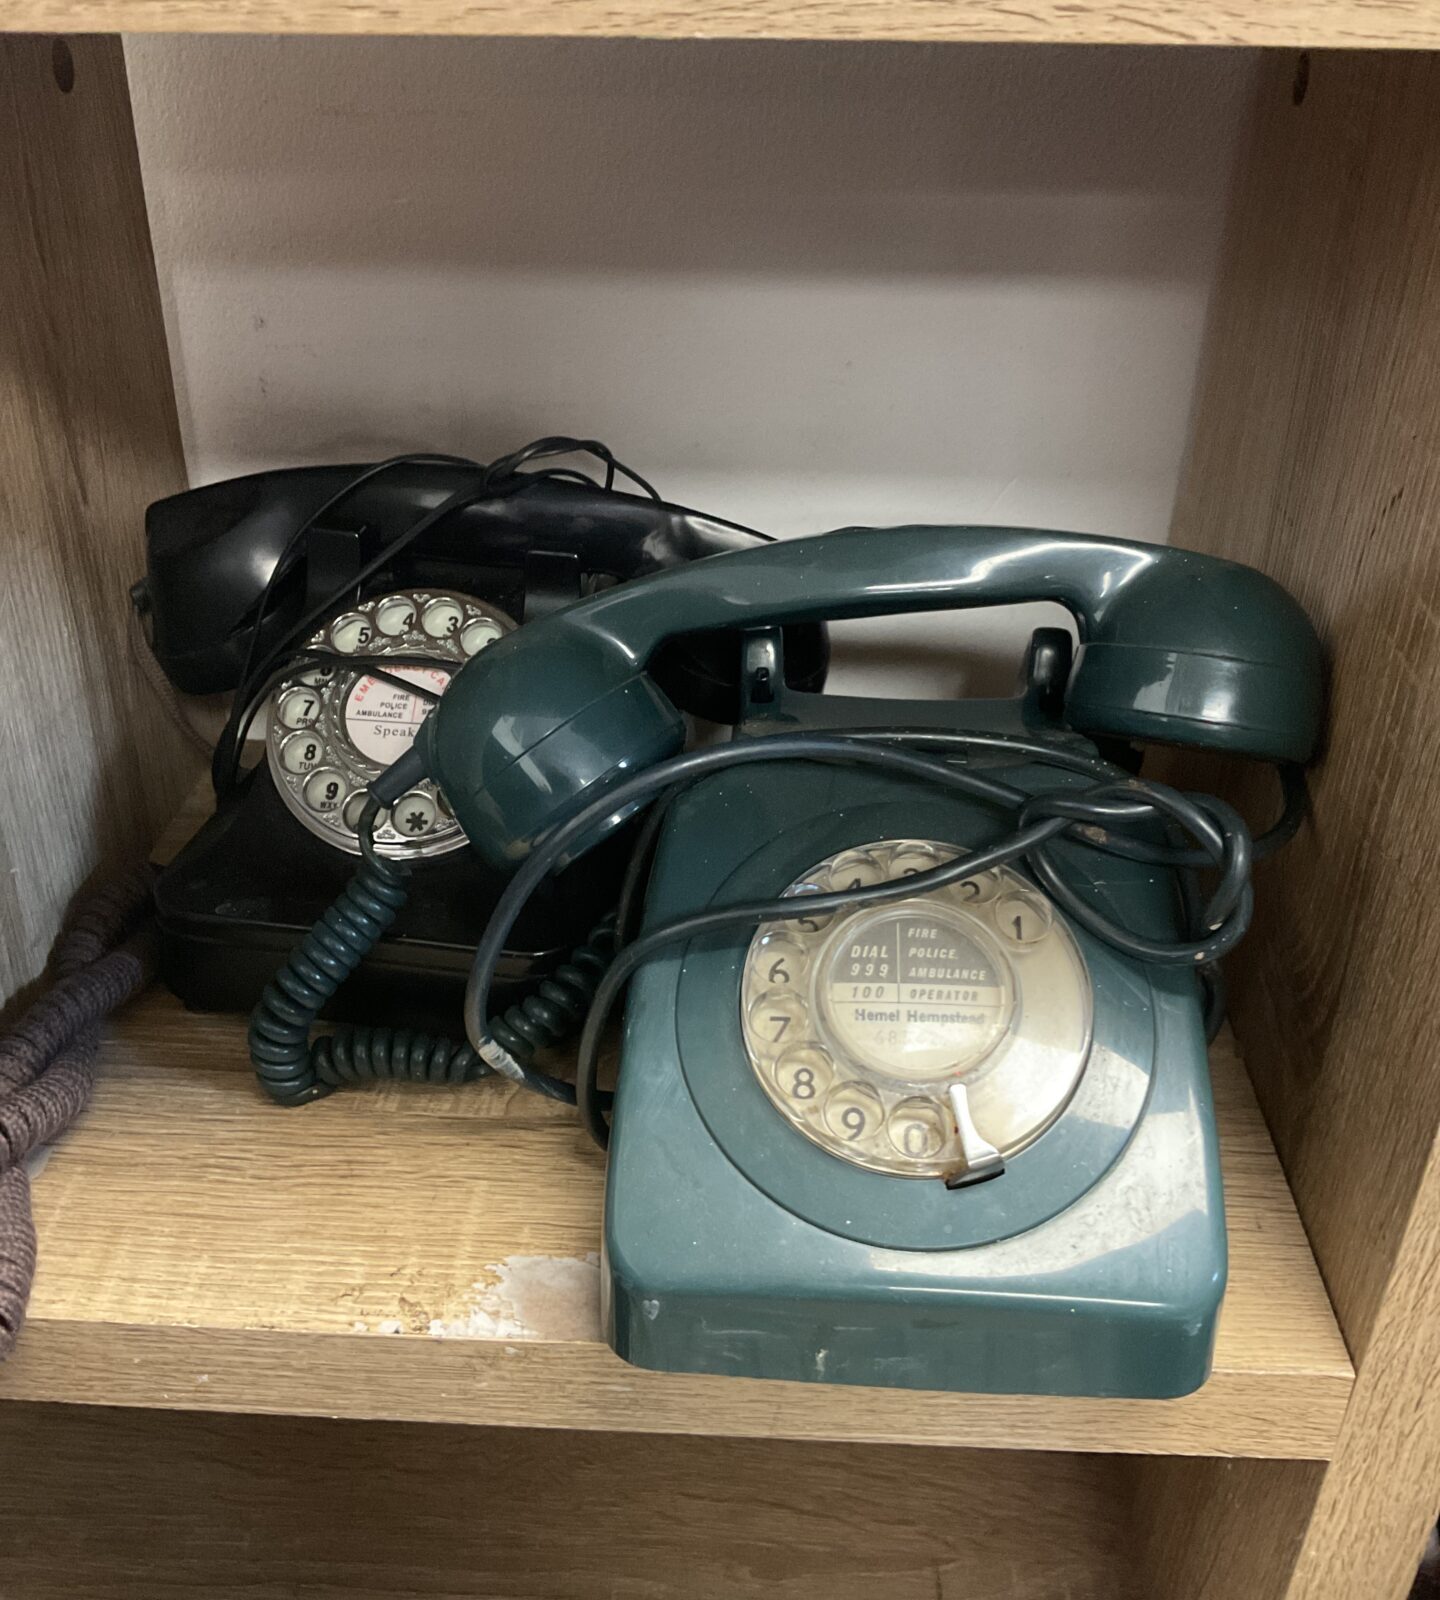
428,1253,602,1343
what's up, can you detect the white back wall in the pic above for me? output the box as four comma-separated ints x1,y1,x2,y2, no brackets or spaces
125,37,1253,699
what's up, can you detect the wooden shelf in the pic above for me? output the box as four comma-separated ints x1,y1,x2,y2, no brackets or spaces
0,990,1351,1459
4,35,1438,1597
2,0,1439,50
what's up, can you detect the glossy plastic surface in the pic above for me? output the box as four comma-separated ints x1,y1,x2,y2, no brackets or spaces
428,524,1323,867
153,766,630,1025
602,731,1227,1399
693,800,1143,1246
138,463,828,720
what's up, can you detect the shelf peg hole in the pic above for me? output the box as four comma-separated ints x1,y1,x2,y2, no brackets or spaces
51,38,75,94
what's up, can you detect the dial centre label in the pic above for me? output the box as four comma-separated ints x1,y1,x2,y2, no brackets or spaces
822,905,1011,1080
343,665,452,764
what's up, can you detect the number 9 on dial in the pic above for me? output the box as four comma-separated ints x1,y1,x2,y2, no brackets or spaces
823,1083,884,1144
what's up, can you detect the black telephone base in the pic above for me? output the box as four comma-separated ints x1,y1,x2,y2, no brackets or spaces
155,924,531,1033
153,772,627,1031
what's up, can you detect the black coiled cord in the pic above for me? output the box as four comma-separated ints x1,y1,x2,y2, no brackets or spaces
247,795,615,1106
448,734,1305,1150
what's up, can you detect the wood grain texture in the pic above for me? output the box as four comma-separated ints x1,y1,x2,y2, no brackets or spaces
1166,48,1440,1598
0,35,197,1006
1287,1132,1440,1598
0,989,1350,1457
0,1402,1140,1600
1129,1455,1326,1598
1,0,1439,45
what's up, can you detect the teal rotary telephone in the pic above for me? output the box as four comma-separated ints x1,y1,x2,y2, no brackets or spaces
250,525,1322,1401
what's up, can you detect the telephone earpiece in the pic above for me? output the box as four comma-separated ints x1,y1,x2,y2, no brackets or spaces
423,525,1324,868
1063,554,1323,763
419,625,685,864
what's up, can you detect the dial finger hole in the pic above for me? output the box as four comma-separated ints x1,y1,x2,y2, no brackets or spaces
374,597,418,637
279,731,325,774
392,791,438,837
950,869,998,907
887,844,946,881
329,613,373,654
784,884,833,935
461,618,505,655
302,768,346,814
746,990,808,1054
823,1082,884,1145
276,687,322,730
886,1097,950,1160
421,599,464,639
826,850,885,892
774,1044,833,1107
750,933,808,992
996,892,1053,945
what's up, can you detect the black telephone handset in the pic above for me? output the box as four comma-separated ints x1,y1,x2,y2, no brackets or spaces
137,449,827,718
141,442,828,1026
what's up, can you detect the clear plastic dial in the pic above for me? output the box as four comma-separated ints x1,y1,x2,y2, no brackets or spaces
740,840,1093,1179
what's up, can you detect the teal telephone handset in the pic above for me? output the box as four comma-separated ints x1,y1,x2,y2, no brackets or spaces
251,525,1322,1400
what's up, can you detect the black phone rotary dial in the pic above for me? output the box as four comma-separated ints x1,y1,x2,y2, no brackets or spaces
264,587,513,859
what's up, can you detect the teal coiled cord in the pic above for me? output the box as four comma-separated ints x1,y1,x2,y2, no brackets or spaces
247,795,616,1106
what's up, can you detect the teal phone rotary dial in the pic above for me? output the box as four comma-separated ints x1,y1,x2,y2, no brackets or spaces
741,841,1092,1181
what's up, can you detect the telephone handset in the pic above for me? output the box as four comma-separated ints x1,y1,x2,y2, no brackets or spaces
142,443,828,1025
252,522,1323,1401
422,523,1320,863
137,452,828,720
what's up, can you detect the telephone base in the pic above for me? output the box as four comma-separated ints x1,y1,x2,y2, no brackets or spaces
603,753,1225,1401
153,770,627,1027
154,920,533,1031
604,1036,1223,1400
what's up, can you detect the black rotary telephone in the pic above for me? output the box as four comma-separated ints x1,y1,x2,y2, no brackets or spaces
135,440,829,1026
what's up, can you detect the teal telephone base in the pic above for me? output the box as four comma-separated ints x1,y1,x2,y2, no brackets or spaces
603,728,1227,1401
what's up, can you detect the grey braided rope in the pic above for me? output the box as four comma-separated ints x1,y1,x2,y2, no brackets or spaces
0,871,151,1357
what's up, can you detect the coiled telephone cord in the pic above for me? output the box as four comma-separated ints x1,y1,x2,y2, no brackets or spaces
247,796,615,1106
456,733,1307,1149
250,733,1306,1126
